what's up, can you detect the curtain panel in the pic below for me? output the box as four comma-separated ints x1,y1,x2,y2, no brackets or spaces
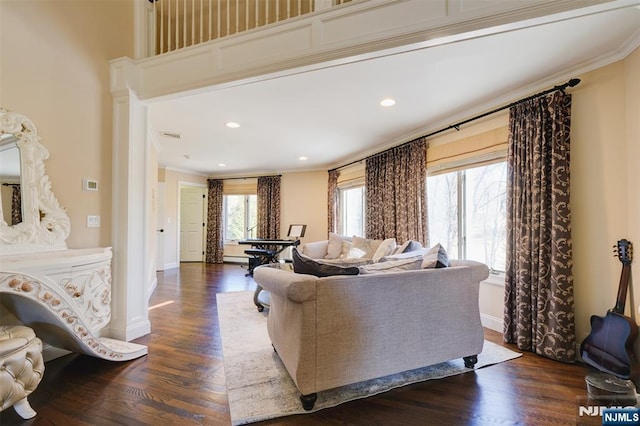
327,170,339,234
257,176,281,239
205,179,224,264
11,184,21,226
365,138,427,244
503,91,575,363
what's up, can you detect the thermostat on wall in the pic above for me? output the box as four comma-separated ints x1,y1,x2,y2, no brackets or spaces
83,179,98,191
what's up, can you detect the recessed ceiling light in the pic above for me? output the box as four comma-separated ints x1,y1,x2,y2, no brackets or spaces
226,122,240,128
299,156,308,161
218,163,226,167
380,98,396,107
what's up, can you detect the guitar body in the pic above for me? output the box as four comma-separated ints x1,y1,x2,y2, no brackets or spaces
580,239,638,379
581,311,638,379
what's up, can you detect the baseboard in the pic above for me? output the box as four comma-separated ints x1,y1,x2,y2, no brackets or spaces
164,262,179,270
109,320,152,341
224,256,249,264
148,276,157,299
481,313,503,332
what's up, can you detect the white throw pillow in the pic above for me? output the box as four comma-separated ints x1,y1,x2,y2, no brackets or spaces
372,238,397,262
351,236,382,259
346,247,367,258
325,233,350,259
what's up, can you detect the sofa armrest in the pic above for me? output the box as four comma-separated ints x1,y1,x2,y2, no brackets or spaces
449,259,490,282
300,240,328,259
254,266,317,303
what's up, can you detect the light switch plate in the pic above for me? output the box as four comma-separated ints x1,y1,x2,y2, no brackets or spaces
87,215,100,228
83,179,98,191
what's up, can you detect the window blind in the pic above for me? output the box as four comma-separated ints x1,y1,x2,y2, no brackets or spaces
426,126,508,175
223,178,257,195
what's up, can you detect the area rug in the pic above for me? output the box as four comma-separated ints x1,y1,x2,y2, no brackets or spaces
217,291,521,425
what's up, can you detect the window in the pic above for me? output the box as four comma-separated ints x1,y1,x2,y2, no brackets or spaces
224,194,257,241
338,185,365,237
427,162,507,273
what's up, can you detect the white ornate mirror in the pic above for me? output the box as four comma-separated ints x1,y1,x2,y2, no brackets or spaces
0,108,70,255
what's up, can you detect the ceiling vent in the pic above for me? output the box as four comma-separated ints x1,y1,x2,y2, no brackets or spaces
160,131,182,140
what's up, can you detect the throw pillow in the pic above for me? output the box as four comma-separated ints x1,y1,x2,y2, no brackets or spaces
339,240,353,258
346,246,367,259
371,238,397,262
403,240,423,253
391,240,423,255
326,233,350,259
293,248,360,277
421,243,450,269
352,236,382,259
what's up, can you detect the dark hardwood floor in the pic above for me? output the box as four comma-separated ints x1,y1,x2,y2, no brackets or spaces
1,263,597,425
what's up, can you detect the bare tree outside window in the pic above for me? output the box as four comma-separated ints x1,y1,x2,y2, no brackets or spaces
339,186,365,237
427,162,506,272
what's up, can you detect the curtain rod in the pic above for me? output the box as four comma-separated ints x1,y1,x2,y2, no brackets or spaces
329,78,581,172
208,174,282,181
2,183,19,187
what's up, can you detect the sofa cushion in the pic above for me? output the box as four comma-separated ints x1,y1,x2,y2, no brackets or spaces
293,248,360,277
421,243,450,268
321,257,372,267
338,240,368,259
301,240,329,259
393,239,423,255
352,236,382,259
381,247,429,262
358,256,423,274
372,238,397,262
325,233,352,259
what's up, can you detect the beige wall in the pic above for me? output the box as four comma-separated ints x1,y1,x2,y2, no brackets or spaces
572,49,640,345
280,171,328,244
0,0,133,249
624,47,640,355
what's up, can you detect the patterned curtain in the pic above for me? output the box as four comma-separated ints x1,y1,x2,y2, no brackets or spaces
503,91,575,363
327,170,339,234
257,176,281,239
11,184,22,225
205,179,224,264
365,137,427,244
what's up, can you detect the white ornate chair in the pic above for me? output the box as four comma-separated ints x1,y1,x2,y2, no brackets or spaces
0,325,44,419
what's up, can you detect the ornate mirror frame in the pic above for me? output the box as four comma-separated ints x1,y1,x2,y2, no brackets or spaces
0,108,70,255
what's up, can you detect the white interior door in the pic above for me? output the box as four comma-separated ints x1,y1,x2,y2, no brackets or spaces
180,186,206,262
155,182,166,271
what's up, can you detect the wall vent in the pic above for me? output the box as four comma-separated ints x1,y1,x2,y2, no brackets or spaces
160,131,182,140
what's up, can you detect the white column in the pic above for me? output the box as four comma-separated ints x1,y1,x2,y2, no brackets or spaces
110,58,151,341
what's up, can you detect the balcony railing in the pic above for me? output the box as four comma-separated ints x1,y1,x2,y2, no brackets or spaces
150,0,353,55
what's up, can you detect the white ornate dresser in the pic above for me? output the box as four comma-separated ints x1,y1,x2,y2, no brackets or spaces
0,108,146,361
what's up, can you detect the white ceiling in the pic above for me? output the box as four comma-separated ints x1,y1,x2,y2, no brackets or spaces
148,4,640,178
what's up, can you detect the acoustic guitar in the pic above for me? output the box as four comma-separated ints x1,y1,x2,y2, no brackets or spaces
580,239,638,379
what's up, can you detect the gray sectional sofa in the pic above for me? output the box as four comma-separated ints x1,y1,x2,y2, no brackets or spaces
253,257,490,410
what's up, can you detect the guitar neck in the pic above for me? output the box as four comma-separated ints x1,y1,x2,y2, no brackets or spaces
613,264,632,315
